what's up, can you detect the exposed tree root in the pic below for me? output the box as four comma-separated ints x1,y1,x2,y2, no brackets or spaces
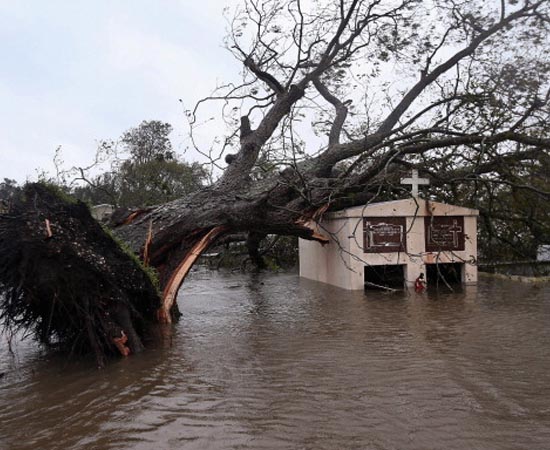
0,183,161,367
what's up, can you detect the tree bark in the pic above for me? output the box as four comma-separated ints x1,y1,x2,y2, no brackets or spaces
113,168,331,314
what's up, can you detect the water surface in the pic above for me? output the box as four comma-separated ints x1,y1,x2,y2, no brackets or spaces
1,271,550,449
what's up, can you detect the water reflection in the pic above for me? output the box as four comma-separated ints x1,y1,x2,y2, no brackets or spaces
1,271,550,449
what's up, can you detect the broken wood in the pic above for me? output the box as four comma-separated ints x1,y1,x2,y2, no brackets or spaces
158,225,228,324
143,220,153,266
112,331,130,357
294,205,331,245
44,219,53,238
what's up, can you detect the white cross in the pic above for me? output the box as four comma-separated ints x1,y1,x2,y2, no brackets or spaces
448,219,463,247
400,169,430,198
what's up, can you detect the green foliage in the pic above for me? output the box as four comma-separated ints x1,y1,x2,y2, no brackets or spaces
0,178,19,212
121,120,174,164
36,180,79,205
72,120,208,208
476,160,550,261
100,223,161,292
114,158,207,207
421,153,550,262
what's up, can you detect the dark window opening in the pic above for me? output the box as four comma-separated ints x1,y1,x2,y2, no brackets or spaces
364,265,405,290
426,263,462,285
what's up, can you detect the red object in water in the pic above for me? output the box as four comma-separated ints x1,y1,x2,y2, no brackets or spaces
415,275,427,292
113,331,130,357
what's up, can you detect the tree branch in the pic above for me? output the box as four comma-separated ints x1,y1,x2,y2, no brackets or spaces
244,55,284,94
312,77,349,146
377,1,545,134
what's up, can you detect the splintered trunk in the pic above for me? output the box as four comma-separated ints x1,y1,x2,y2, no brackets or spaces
157,225,227,323
0,97,333,365
112,175,330,323
0,177,329,364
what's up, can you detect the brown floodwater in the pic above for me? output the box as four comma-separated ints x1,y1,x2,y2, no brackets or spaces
1,270,550,450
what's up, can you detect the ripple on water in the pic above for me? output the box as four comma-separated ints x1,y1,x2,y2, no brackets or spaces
1,272,550,449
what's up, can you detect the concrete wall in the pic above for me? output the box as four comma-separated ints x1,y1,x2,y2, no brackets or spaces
90,204,114,222
299,217,353,290
537,245,550,262
299,199,479,290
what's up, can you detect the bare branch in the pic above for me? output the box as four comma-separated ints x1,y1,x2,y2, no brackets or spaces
244,55,285,94
312,77,348,145
377,1,546,135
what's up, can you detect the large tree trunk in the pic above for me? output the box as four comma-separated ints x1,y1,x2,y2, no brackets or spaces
2,0,548,365
113,169,331,323
0,175,330,365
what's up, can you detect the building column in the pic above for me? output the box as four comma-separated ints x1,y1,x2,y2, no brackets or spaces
405,215,426,285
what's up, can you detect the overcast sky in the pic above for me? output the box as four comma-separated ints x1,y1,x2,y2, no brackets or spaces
0,0,241,183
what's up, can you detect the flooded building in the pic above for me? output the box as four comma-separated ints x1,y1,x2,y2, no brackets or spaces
299,175,479,290
90,204,114,223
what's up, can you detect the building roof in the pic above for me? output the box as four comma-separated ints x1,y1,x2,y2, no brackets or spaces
327,198,479,219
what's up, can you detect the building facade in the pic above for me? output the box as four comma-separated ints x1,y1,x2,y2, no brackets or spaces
299,199,478,290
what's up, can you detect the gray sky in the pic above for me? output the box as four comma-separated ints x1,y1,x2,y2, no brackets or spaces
0,0,240,183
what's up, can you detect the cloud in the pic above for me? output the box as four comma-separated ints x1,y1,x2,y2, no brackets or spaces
106,22,210,100
0,0,241,183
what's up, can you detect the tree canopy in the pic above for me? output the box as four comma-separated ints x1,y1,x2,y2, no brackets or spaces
181,0,549,260
71,120,208,208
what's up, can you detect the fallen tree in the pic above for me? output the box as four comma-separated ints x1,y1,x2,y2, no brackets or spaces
1,0,549,363
113,0,549,320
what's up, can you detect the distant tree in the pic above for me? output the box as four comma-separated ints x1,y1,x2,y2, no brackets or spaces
121,120,175,164
72,120,208,208
0,178,18,201
115,158,207,207
0,178,19,213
